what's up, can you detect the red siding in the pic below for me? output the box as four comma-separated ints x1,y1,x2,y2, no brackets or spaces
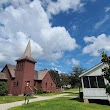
42,72,56,92
2,66,14,95
13,60,35,95
1,62,56,95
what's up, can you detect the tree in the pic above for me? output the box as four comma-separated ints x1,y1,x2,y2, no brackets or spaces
70,66,85,88
60,73,70,88
101,51,110,95
49,69,61,88
0,81,8,96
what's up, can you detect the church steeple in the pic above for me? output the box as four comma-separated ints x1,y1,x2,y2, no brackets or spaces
23,39,31,58
15,37,36,95
16,38,36,63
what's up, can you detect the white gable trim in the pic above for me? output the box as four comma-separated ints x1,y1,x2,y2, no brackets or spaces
79,62,103,77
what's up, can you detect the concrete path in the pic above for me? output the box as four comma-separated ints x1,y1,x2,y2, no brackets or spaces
0,93,72,110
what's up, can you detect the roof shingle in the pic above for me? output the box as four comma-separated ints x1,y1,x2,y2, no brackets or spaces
0,72,7,80
34,70,48,80
7,64,16,78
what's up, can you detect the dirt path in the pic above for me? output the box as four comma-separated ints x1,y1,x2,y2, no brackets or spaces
0,93,72,110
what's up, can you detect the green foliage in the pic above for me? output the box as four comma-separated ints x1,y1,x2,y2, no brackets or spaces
101,51,110,95
0,81,8,96
60,73,70,88
49,70,61,87
106,84,110,94
70,66,85,88
37,88,43,94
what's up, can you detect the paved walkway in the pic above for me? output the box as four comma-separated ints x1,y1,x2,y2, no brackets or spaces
0,93,73,110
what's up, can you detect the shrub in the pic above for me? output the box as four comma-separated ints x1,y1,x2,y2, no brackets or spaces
0,81,8,96
37,88,43,94
105,84,110,94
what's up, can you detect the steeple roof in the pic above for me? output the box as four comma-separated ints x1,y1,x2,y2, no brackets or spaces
23,39,31,58
16,39,36,63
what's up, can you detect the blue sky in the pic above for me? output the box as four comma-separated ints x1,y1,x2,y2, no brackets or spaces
0,0,110,73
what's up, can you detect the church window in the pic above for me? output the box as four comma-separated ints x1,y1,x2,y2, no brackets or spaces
13,79,18,86
25,81,30,87
17,63,23,71
46,82,47,86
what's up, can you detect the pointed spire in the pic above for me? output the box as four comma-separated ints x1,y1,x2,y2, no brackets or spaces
16,37,36,63
23,39,31,58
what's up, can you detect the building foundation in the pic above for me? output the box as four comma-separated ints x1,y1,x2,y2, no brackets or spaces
84,98,89,103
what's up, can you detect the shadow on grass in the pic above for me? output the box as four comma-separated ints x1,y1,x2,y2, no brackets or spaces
89,99,109,105
70,97,83,102
70,97,110,106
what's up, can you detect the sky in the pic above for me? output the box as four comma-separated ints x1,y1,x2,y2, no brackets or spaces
0,0,110,73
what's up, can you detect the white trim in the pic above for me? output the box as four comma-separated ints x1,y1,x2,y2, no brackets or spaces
79,63,103,77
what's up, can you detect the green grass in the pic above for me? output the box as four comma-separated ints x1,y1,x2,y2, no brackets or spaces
0,96,34,104
65,93,79,97
37,88,80,96
9,97,110,110
63,88,82,93
37,91,64,96
37,88,81,96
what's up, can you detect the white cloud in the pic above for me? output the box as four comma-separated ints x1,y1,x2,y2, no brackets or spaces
71,58,80,66
51,62,61,68
72,25,77,30
67,58,80,66
51,67,62,73
94,15,109,29
0,0,78,65
105,7,110,13
46,0,84,17
83,34,110,56
84,36,96,43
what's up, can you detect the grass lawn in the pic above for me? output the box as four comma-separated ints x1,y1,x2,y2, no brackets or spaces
63,88,82,93
9,97,110,110
37,91,63,96
65,93,79,97
0,96,34,104
37,88,80,96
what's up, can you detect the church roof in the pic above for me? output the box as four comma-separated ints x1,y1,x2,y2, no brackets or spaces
1,64,16,78
16,39,36,63
0,72,7,80
0,64,48,81
34,70,49,80
7,64,16,78
23,39,31,58
16,56,36,63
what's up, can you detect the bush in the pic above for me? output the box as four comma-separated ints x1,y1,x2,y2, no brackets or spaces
0,81,8,96
105,84,110,95
37,88,43,94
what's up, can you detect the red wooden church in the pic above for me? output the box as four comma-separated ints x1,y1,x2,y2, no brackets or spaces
0,40,56,95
